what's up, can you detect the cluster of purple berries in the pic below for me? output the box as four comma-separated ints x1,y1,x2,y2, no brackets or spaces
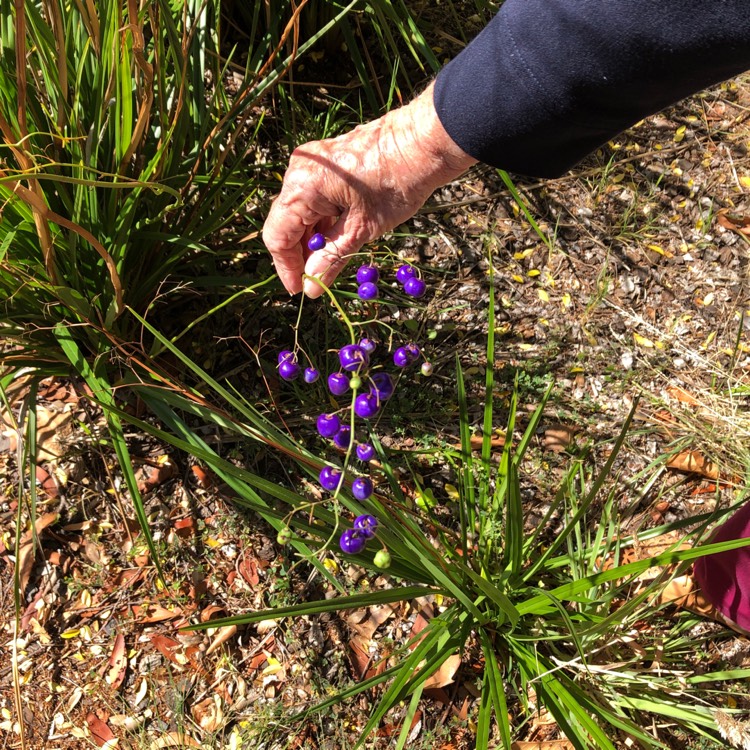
353,262,427,301
307,234,426,303
277,349,320,383
277,236,436,566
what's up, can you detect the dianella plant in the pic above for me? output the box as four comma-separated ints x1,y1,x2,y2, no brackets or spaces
0,0,386,566
0,0,445,373
107,269,750,748
3,3,749,747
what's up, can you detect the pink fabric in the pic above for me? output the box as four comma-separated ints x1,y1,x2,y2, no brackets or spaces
693,502,750,631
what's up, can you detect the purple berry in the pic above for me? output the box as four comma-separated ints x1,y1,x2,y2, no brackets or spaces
356,265,379,284
354,393,380,419
339,344,369,373
396,264,417,284
393,347,411,368
352,478,374,501
304,367,320,383
357,282,379,301
369,372,394,401
317,413,341,438
404,276,426,298
359,338,376,354
420,362,434,376
339,528,366,555
279,361,301,380
353,513,378,537
333,425,353,450
307,233,326,252
356,442,375,462
404,343,420,361
328,372,350,395
319,466,343,492
278,349,296,364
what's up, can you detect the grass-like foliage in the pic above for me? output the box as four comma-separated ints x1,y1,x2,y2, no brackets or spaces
68,279,748,748
4,3,750,747
0,0,379,372
0,0,325,575
2,0,214,366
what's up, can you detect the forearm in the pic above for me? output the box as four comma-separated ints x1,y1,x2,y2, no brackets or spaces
385,82,477,188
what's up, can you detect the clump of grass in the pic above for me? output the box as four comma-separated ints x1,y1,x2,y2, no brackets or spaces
0,0,266,370
5,4,750,747
84,257,750,748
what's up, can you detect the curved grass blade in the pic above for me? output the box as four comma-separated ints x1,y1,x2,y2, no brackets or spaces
522,397,639,582
394,681,424,750
54,323,165,582
185,585,438,631
354,610,468,750
518,535,750,616
478,629,512,749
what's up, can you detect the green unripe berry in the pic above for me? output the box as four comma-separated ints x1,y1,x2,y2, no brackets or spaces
277,526,292,545
373,549,391,569
349,375,362,390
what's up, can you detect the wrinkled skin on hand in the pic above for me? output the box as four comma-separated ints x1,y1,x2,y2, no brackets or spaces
262,83,476,298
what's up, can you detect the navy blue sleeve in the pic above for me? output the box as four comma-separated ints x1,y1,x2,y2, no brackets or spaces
433,0,750,177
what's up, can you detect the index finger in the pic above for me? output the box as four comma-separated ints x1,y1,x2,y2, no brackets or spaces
261,194,310,295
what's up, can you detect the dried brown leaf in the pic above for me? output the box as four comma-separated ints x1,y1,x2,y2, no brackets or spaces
717,209,750,236
134,604,183,623
451,435,506,452
135,456,177,494
542,424,578,453
35,464,59,498
348,636,372,680
85,713,116,748
409,604,434,648
191,695,224,732
238,554,260,586
205,625,237,656
190,465,213,488
148,634,187,667
422,654,461,689
173,517,195,539
248,652,268,670
200,604,226,622
369,603,395,628
105,633,127,690
112,568,145,591
667,449,721,480
149,731,201,749
666,386,700,406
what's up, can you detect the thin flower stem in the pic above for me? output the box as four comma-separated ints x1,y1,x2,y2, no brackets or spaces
293,290,306,352
302,273,356,344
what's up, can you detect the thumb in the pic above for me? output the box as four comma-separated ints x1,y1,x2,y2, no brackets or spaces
302,212,369,298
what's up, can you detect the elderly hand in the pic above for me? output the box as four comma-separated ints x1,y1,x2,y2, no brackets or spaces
262,83,476,298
